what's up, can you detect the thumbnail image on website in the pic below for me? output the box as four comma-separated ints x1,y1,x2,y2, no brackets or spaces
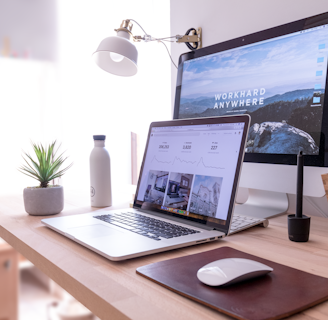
178,26,328,155
143,170,169,205
163,172,194,211
188,175,223,217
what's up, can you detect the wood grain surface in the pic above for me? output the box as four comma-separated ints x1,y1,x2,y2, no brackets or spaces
0,192,328,320
0,242,18,320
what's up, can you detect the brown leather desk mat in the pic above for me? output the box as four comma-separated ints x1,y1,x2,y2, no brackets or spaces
136,247,328,320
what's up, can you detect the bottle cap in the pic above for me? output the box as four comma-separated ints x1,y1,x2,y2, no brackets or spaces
93,135,106,140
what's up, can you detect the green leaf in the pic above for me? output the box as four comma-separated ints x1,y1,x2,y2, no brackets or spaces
18,141,73,187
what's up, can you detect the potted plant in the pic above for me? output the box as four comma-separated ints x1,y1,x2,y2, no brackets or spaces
19,141,72,216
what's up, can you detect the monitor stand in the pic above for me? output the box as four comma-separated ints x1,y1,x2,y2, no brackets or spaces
235,163,328,220
233,189,288,219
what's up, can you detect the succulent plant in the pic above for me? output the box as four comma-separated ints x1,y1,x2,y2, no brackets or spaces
19,141,72,188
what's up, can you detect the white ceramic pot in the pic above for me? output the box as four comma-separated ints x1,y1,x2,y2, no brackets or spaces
23,185,64,216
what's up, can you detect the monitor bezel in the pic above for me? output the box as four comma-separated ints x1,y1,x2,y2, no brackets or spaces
133,114,250,235
173,11,328,167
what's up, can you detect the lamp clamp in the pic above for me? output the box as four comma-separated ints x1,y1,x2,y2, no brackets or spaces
176,28,202,49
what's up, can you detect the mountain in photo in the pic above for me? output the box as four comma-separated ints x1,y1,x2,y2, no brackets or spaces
178,88,322,119
247,122,319,155
245,99,308,126
262,89,322,106
246,93,324,154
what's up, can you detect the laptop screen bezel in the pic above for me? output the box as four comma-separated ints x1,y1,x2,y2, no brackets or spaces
133,115,250,235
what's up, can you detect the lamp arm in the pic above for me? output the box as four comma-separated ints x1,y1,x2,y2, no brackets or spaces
126,19,202,48
119,19,202,69
127,19,171,42
126,19,178,69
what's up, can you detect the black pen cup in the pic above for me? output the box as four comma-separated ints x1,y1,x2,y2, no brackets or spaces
288,214,311,242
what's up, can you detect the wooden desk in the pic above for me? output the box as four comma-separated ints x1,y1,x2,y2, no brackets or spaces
1,193,328,320
0,242,18,320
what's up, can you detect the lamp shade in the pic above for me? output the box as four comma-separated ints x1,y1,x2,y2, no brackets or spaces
93,31,138,76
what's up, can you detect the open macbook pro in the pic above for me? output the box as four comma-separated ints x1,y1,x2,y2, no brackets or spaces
42,115,262,261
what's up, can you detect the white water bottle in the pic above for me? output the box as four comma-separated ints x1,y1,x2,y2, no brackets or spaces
90,135,112,207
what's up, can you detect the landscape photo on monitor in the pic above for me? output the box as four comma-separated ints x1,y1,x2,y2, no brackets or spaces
179,26,328,155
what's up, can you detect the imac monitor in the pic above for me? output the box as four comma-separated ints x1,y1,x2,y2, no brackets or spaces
173,12,328,218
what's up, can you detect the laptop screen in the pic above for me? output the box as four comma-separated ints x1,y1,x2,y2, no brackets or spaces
134,116,249,232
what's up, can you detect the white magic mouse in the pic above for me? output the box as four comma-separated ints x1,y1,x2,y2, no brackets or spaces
197,258,273,286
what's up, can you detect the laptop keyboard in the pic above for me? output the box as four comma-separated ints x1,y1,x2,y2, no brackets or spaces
93,212,200,241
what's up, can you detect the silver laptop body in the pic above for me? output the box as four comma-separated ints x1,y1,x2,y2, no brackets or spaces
42,115,250,261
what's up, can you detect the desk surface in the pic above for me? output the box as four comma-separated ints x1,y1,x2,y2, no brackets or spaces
1,192,328,320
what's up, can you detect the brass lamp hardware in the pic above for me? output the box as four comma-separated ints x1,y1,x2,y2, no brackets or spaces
176,28,202,49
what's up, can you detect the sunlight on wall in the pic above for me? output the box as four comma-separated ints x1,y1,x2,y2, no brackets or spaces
57,0,171,201
0,0,171,200
0,59,60,194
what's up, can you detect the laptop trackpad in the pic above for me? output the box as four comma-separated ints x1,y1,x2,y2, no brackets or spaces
68,224,124,239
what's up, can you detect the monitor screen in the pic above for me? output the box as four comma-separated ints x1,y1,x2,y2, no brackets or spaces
173,12,328,167
134,117,248,229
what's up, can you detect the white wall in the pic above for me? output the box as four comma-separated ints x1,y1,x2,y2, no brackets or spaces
57,0,171,202
170,0,328,217
0,0,171,201
0,0,57,60
0,59,60,194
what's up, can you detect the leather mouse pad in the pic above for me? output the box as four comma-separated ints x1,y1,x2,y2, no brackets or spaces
136,247,328,320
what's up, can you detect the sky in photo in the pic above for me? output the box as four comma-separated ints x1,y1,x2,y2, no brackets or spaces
181,26,328,99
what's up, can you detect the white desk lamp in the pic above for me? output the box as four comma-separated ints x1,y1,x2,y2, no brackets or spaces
93,19,202,76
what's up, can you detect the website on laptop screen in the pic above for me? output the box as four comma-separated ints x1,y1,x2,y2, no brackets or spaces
136,122,245,225
177,24,328,155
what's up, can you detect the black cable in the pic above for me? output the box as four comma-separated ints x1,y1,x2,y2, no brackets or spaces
184,28,198,50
